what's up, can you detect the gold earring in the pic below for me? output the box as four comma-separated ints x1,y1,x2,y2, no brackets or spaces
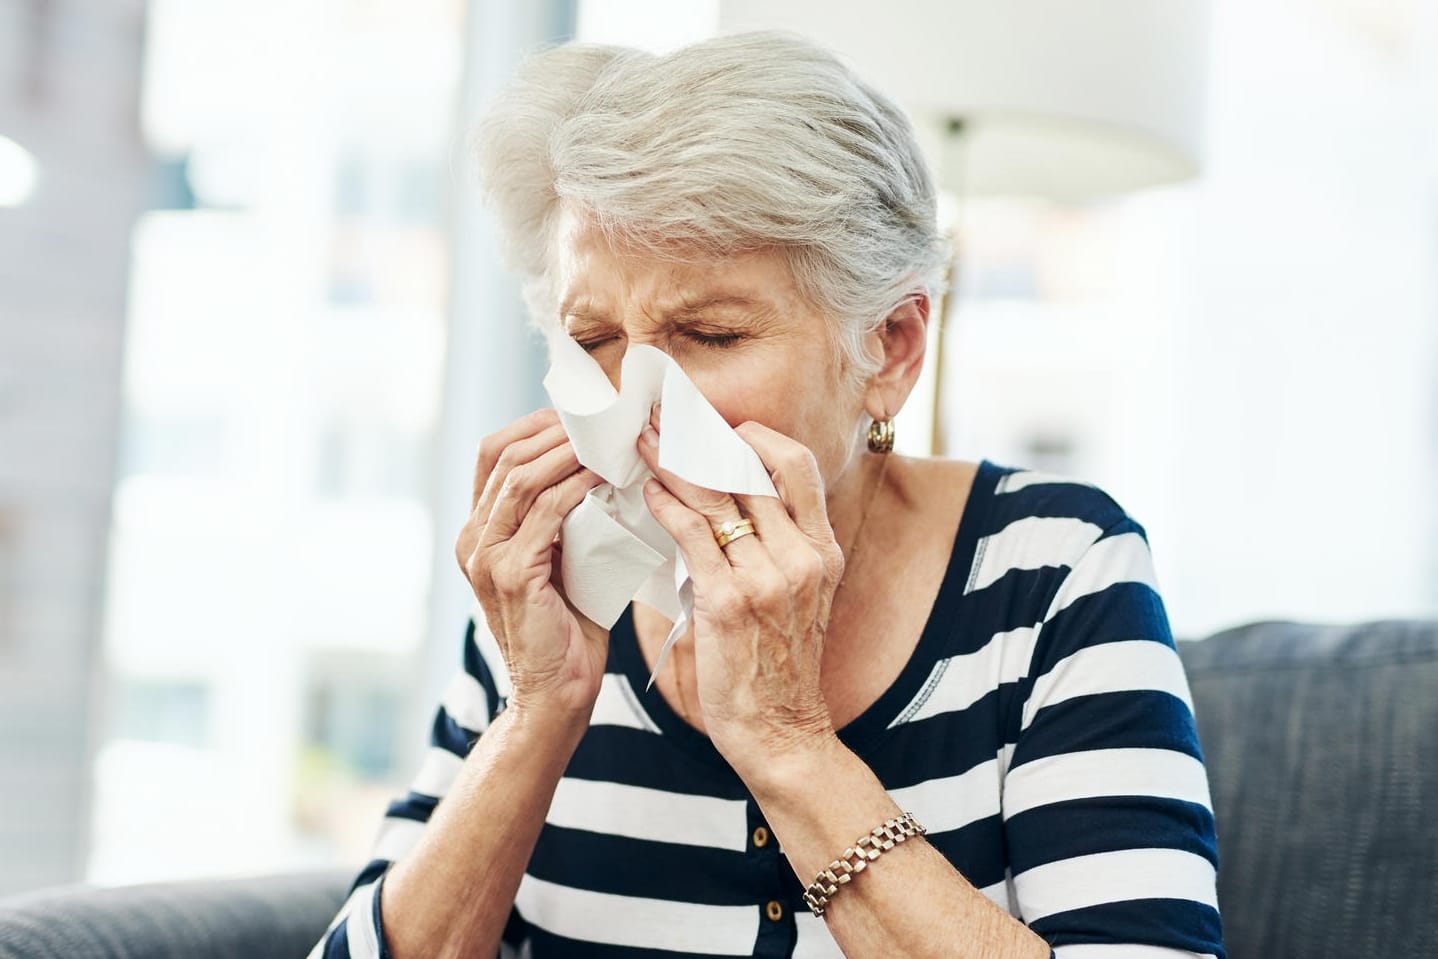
867,417,895,454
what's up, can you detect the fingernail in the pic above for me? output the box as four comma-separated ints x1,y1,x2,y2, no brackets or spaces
644,478,661,495
640,426,658,447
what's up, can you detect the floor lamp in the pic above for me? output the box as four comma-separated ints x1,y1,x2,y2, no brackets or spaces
719,0,1212,454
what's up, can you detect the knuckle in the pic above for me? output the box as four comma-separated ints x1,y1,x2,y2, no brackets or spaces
783,446,818,477
751,576,786,607
501,464,536,497
676,512,710,540
533,484,567,518
493,445,527,478
796,549,825,584
489,559,522,597
692,488,729,511
476,435,502,470
462,548,487,580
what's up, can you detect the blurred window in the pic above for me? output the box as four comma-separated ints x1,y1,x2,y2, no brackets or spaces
92,0,463,883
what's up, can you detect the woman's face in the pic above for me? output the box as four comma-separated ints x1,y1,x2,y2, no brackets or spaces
553,209,869,487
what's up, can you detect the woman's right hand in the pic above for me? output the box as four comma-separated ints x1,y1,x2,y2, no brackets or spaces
456,409,608,720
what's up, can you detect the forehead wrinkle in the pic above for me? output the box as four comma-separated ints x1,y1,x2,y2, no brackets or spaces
560,297,605,319
668,292,766,314
557,232,799,335
563,283,780,322
663,281,792,322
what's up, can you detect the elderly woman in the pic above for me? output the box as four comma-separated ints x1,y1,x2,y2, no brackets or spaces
312,31,1223,959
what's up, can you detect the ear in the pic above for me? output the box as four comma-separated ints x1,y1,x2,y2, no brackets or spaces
862,293,930,421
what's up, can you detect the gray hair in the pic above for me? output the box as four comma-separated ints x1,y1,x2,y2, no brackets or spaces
472,31,948,382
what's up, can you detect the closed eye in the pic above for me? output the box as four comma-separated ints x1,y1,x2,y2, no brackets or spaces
683,330,745,349
575,334,621,353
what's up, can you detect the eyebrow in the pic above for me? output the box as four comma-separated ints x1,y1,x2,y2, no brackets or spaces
668,294,771,318
561,294,775,327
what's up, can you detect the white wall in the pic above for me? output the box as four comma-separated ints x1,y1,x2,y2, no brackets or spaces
1161,0,1438,637
939,0,1437,639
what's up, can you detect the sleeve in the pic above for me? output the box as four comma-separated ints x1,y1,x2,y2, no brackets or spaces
306,617,530,959
1001,514,1226,959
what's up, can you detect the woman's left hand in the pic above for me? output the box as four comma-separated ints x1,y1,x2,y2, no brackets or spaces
636,413,847,780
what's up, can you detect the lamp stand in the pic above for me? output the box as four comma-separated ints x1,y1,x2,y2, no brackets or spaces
929,117,966,457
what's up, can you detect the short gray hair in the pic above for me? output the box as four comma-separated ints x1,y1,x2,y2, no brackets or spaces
472,31,947,381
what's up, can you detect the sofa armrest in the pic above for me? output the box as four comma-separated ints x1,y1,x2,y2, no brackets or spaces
1178,619,1438,959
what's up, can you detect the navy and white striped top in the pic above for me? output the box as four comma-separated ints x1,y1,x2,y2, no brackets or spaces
312,460,1225,959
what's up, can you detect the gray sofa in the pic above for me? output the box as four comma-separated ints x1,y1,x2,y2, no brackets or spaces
2,619,1435,959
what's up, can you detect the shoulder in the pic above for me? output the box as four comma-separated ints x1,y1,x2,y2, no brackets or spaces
924,459,1152,606
906,457,1141,542
990,463,1131,523
896,455,1143,554
979,462,1144,557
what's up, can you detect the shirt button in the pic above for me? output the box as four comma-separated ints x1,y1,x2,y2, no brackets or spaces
765,900,784,922
752,826,770,848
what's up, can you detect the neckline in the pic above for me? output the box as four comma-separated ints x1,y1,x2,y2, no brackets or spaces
609,458,1002,773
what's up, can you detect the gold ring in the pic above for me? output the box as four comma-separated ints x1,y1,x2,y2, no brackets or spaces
713,518,756,549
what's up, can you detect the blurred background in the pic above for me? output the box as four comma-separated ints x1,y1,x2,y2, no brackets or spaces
0,0,1434,896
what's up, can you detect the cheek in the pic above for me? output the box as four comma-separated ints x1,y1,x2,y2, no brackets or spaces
700,372,846,451
680,357,770,420
691,376,774,430
684,348,856,463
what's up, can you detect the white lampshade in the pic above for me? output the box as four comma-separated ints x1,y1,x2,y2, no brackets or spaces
718,0,1210,199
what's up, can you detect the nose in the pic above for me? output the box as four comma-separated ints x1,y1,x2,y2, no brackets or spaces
596,331,662,393
596,345,624,392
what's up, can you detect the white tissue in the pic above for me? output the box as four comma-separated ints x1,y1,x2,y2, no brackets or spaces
542,333,778,686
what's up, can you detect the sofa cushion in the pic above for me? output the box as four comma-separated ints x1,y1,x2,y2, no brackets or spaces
1178,619,1438,959
0,870,350,959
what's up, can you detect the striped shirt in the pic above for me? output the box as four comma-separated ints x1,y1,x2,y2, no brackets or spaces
311,460,1225,959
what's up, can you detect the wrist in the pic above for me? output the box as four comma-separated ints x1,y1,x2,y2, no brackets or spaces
740,734,906,886
503,694,593,755
732,726,850,804
505,663,602,726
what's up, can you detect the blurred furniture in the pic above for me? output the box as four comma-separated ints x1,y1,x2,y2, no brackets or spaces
2,619,1435,959
719,0,1211,454
1181,618,1438,957
0,871,348,959
719,0,1209,199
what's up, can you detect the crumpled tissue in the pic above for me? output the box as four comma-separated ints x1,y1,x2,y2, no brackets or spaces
541,332,778,686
